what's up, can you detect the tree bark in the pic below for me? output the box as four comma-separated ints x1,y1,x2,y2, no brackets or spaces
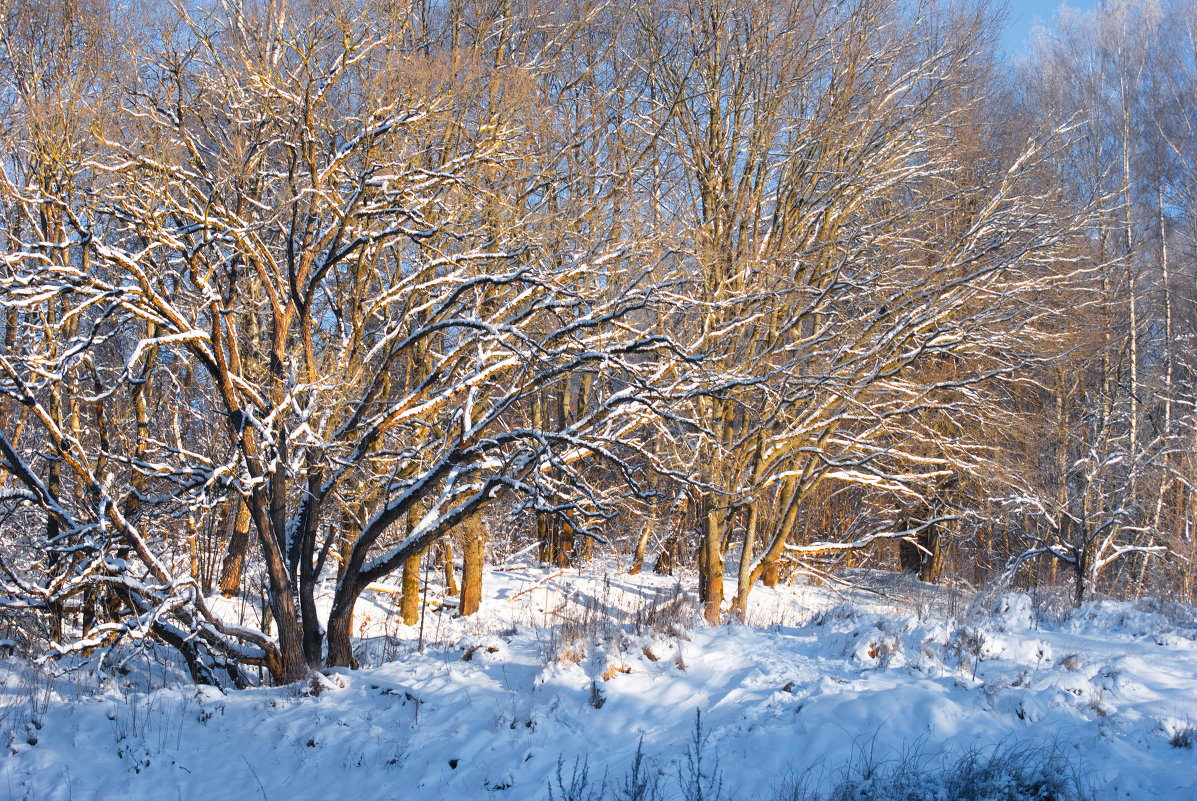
919,528,943,584
247,493,308,683
730,502,759,618
401,550,422,626
697,501,724,623
459,515,486,617
653,531,681,575
629,513,654,575
325,592,358,669
760,560,779,587
219,499,252,596
538,514,571,567
441,540,459,597
1074,548,1091,604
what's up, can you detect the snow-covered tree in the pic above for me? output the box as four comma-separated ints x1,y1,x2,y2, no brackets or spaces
0,0,674,683
634,0,1087,619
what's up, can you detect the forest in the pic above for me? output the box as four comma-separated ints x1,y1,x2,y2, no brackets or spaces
1,0,1195,693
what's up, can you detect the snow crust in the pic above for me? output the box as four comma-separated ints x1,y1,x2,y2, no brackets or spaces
1,565,1195,800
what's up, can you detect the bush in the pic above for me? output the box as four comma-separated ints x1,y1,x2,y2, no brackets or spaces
775,738,1091,801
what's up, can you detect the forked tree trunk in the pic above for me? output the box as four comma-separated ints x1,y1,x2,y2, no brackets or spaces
459,515,486,617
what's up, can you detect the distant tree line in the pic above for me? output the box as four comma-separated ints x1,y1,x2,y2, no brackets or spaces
0,0,1193,685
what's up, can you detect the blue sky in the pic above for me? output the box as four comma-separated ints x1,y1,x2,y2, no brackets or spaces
1001,0,1102,56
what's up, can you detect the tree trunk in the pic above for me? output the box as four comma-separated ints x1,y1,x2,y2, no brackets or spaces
248,495,308,683
219,498,252,596
730,503,759,618
441,540,459,597
697,502,724,624
325,593,358,669
401,550,422,626
299,571,323,668
186,517,201,590
1074,544,1094,604
538,514,571,568
898,518,921,574
918,528,943,583
760,560,779,587
1120,84,1140,504
653,531,681,575
571,518,592,563
629,514,654,575
336,514,353,584
459,515,486,617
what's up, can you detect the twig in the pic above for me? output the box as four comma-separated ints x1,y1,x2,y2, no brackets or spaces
242,756,268,801
507,570,567,602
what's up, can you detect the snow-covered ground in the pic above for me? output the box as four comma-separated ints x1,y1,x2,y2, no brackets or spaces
1,563,1196,800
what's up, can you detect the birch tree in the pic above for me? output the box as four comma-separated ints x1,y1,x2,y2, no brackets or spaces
1007,0,1196,599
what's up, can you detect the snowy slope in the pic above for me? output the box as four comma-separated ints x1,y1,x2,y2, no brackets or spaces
1,564,1196,800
